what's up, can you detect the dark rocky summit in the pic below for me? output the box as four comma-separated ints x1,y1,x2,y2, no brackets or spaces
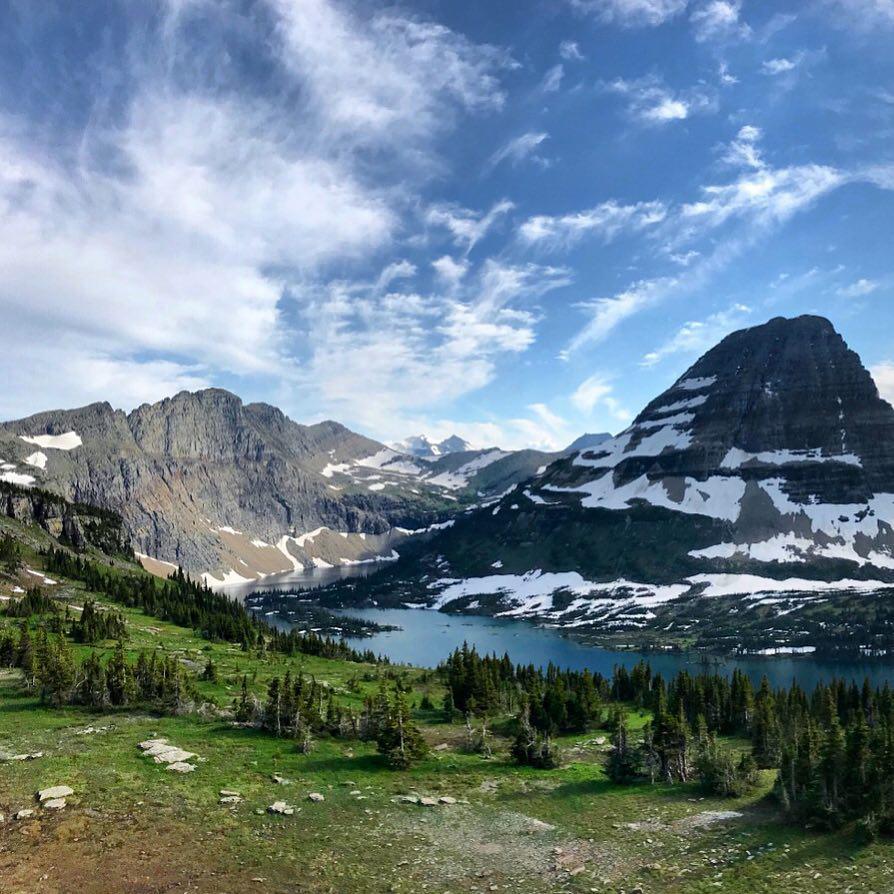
338,316,894,629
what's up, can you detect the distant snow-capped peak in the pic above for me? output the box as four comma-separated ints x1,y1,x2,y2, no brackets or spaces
393,433,474,458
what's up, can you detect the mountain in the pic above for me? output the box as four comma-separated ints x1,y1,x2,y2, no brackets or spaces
326,316,894,644
563,432,613,454
393,433,474,458
0,389,553,583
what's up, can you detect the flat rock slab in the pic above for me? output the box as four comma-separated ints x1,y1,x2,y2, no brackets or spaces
271,774,291,785
153,748,197,764
166,762,196,773
307,793,325,802
220,790,241,797
43,798,67,810
38,786,74,802
219,795,242,804
138,738,169,751
14,809,36,820
8,752,44,761
267,801,296,816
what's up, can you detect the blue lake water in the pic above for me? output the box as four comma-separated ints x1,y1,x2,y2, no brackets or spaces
332,606,894,692
226,569,894,691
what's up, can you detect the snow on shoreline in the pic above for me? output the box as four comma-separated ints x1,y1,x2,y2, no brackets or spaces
424,569,894,623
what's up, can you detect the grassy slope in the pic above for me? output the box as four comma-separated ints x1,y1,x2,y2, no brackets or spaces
1,517,893,893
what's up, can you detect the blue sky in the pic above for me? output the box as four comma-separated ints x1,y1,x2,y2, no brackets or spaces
1,0,893,449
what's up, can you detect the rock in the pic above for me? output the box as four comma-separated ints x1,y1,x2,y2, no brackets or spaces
271,774,291,785
220,789,241,797
433,743,450,751
14,808,36,820
43,798,67,810
392,795,419,804
166,762,196,773
307,792,325,802
138,738,169,751
438,796,457,805
151,747,197,764
37,785,74,802
419,797,438,807
267,801,295,816
9,751,43,761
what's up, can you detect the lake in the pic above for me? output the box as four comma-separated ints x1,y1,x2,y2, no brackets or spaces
330,606,894,692
226,572,894,691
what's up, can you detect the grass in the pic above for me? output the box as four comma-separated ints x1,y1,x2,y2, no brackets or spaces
2,526,894,892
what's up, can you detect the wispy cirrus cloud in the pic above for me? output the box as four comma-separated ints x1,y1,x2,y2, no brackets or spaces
518,200,667,250
690,1,751,43
0,0,516,425
641,303,752,366
295,259,572,436
486,132,550,172
838,278,880,297
560,126,886,356
569,0,688,28
571,374,633,421
604,75,717,125
426,200,515,253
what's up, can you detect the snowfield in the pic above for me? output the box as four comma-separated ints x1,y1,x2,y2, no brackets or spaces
20,431,83,450
426,570,894,626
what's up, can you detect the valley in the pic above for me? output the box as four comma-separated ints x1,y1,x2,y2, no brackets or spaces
3,505,894,894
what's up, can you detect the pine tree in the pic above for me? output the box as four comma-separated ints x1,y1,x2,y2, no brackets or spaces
377,687,428,769
606,710,639,783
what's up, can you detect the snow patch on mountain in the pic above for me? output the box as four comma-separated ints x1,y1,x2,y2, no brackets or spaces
25,451,48,469
20,431,82,450
722,447,862,469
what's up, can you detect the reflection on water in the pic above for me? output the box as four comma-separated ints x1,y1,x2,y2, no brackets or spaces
214,562,380,602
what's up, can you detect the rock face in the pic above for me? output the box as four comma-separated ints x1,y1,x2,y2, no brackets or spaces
351,316,894,627
0,389,553,579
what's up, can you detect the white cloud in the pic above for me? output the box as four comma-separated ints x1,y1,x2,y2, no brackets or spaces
486,132,550,172
679,164,845,232
721,125,765,170
376,260,417,291
426,200,515,253
540,64,565,93
825,0,894,28
838,278,880,297
690,1,751,43
267,0,512,149
641,303,751,366
564,276,679,356
559,40,585,60
605,76,716,126
571,374,632,421
294,260,571,438
519,200,667,249
0,0,522,423
873,362,894,405
570,0,689,28
761,55,803,75
718,61,739,85
432,255,470,286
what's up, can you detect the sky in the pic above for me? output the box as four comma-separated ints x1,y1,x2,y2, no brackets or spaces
1,0,893,451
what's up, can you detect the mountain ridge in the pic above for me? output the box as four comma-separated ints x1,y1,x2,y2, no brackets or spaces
0,389,556,581
320,315,894,639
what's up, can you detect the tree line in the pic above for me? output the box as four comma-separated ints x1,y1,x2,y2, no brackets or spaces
440,644,894,833
42,548,384,664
